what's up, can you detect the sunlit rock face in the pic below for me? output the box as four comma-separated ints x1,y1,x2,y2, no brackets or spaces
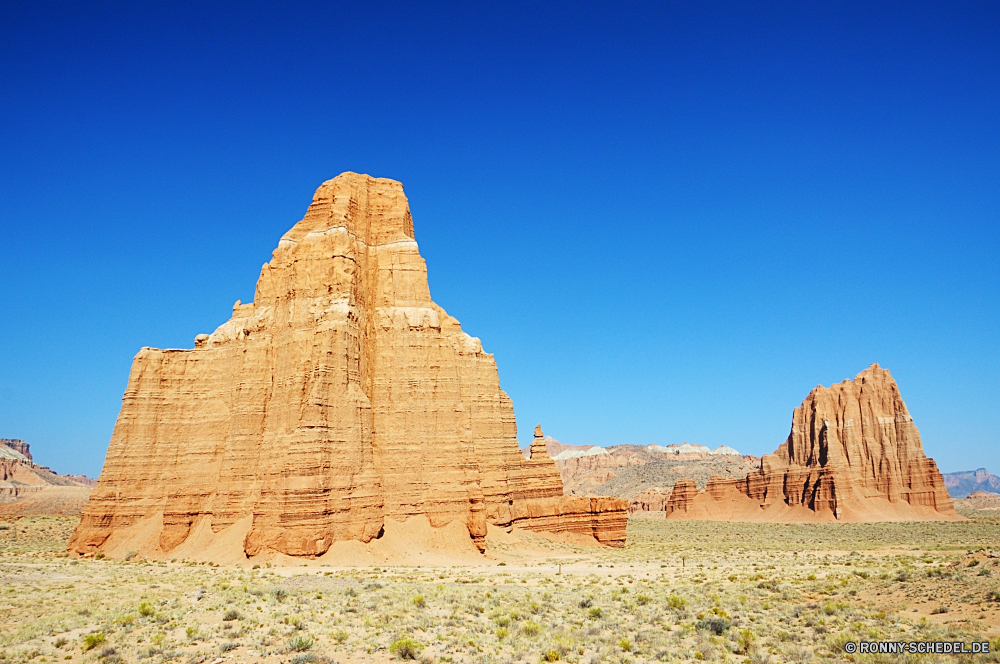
666,364,959,523
69,173,626,560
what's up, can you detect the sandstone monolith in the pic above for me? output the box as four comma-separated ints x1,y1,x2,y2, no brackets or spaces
69,173,626,561
665,364,959,522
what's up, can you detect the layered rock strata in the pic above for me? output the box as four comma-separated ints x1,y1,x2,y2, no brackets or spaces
665,364,959,522
69,173,627,559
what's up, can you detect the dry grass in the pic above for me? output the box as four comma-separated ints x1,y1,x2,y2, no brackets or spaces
1,512,999,664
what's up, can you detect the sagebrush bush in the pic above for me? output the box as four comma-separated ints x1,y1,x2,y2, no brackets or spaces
288,636,313,652
82,633,106,652
390,637,422,660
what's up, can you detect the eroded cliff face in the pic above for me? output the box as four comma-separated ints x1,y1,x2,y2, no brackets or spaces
665,364,959,522
69,173,626,560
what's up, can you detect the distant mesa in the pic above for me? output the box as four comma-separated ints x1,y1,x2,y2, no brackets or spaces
0,438,96,516
68,173,628,563
943,468,1000,498
664,364,960,522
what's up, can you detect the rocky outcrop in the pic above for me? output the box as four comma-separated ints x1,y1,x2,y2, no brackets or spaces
665,365,959,522
69,173,627,560
1,439,32,461
0,440,95,511
628,488,672,513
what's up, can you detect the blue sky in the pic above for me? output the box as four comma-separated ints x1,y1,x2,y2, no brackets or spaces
1,2,997,478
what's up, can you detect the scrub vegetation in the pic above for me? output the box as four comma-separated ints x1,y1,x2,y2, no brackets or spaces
1,512,999,664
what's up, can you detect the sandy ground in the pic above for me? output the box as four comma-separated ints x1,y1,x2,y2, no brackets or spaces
2,509,999,664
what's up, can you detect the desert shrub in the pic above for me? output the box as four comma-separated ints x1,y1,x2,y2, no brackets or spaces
495,627,509,639
696,615,731,635
53,638,68,649
617,638,632,652
541,651,560,662
521,621,541,637
288,636,313,652
389,637,423,660
930,605,949,614
223,609,241,621
822,601,848,615
124,550,138,561
736,628,756,654
588,607,603,619
185,627,199,640
578,597,592,608
138,601,155,617
987,590,1000,602
332,629,349,644
83,633,106,652
412,595,425,608
825,632,853,653
667,595,686,609
636,594,651,605
746,647,771,664
895,570,910,582
271,588,288,602
291,655,319,664
219,643,239,653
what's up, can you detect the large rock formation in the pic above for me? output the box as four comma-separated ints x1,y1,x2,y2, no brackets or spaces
665,364,959,522
69,173,626,561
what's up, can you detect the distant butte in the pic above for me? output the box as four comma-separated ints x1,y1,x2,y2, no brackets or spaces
665,364,960,522
68,173,627,563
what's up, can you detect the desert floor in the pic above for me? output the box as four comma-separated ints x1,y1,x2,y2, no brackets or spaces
1,511,999,664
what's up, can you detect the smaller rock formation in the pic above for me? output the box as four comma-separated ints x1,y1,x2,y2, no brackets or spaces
1,439,32,461
665,364,959,522
0,439,95,515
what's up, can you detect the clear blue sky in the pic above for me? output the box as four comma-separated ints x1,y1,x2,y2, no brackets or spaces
1,2,997,478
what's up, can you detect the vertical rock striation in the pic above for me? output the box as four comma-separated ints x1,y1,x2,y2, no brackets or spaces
69,173,626,560
665,364,959,522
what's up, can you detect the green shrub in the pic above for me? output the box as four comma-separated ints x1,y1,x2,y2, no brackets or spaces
588,607,603,619
82,633,106,652
737,628,755,654
123,550,138,561
288,635,313,652
667,595,686,609
332,629,349,644
541,651,560,662
412,595,425,608
636,594,651,606
617,638,632,652
223,609,241,622
521,621,541,637
219,642,239,653
390,637,423,660
271,588,288,602
138,602,155,617
495,627,509,639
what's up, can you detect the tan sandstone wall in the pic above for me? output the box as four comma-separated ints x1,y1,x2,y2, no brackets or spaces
69,173,625,560
665,364,959,522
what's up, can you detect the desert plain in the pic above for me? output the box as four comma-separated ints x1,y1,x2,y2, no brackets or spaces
3,505,999,664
